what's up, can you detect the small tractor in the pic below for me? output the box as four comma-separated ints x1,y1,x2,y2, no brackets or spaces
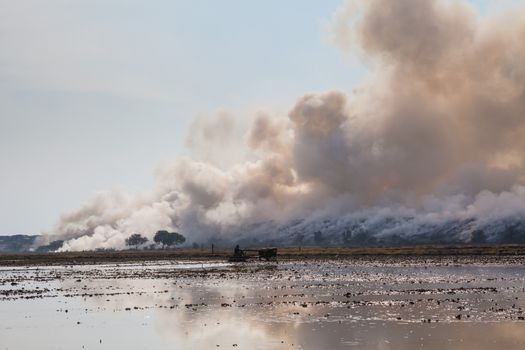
228,246,278,262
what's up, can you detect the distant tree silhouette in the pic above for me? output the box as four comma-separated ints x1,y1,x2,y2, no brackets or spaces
36,240,64,253
153,230,186,248
125,233,148,249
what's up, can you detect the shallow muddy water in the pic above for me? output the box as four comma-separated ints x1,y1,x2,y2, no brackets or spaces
2,258,525,349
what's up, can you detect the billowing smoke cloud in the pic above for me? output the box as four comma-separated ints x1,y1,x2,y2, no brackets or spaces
41,0,525,250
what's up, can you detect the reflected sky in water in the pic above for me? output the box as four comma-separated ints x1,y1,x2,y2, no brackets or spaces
2,260,525,349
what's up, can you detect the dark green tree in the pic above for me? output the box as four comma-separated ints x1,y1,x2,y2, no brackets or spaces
153,230,186,248
125,233,148,249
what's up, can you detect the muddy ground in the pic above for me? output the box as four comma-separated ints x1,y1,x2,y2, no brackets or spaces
3,248,525,349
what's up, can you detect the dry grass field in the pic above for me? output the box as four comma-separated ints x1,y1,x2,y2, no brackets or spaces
2,245,525,266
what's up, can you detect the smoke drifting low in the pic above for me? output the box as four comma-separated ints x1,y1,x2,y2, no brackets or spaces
42,0,525,250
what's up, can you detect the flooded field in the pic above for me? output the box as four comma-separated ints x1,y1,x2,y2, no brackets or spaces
2,257,525,349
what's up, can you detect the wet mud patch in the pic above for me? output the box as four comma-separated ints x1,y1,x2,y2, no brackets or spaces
2,257,525,349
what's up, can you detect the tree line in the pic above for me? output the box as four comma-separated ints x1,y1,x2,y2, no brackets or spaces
125,230,186,249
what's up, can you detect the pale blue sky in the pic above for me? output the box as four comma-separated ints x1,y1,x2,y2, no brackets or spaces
0,0,508,234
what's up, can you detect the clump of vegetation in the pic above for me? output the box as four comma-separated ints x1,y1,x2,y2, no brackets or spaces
125,233,148,249
35,240,64,252
0,235,38,253
153,230,186,248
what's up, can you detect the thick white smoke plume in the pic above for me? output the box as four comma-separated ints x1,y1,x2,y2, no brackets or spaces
42,0,525,250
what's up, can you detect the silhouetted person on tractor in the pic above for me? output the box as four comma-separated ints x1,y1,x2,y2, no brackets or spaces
234,245,243,257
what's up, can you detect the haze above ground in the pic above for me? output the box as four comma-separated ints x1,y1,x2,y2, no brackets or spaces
0,0,515,235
